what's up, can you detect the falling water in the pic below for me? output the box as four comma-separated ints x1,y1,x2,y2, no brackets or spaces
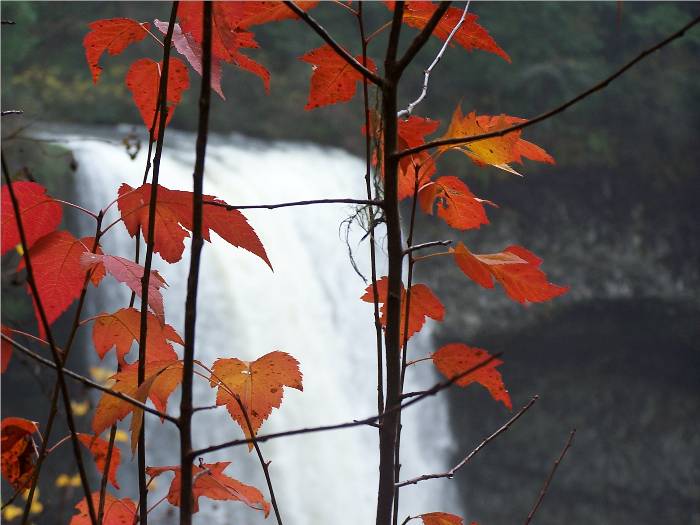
53,126,459,524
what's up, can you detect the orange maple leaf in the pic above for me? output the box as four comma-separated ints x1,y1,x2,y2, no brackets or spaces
452,242,568,304
420,512,466,525
91,307,182,366
76,433,121,489
125,57,190,135
83,18,150,84
211,351,302,447
70,492,136,525
300,44,377,109
361,277,445,343
1,417,39,491
146,461,271,515
418,175,493,230
117,183,271,268
433,343,511,410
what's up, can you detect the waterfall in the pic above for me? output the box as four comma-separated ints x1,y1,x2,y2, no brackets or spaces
54,127,459,524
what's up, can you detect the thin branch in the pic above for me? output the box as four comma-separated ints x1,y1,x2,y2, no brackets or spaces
524,429,576,525
0,334,178,423
97,425,118,524
398,1,469,118
1,110,23,116
396,395,539,487
205,197,384,211
2,153,98,525
403,240,452,255
395,2,452,75
332,0,357,16
283,1,384,86
53,199,100,220
399,14,700,158
190,353,501,458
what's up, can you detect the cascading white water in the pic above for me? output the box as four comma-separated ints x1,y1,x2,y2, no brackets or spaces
56,127,460,524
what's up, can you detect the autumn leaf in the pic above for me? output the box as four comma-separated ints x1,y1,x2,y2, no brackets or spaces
235,1,319,29
92,360,182,452
211,351,302,447
178,2,270,92
70,492,136,525
418,176,491,230
386,2,510,62
19,232,103,336
1,326,13,374
117,183,271,268
300,44,377,109
76,433,121,489
420,512,465,525
125,57,190,135
83,18,150,84
1,417,39,491
81,252,167,320
146,461,271,515
92,307,182,366
361,277,444,343
56,473,82,488
433,343,511,409
395,116,441,200
452,242,568,304
154,19,225,100
475,114,555,165
1,181,62,256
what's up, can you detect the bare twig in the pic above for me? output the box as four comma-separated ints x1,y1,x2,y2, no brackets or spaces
205,197,384,211
525,429,576,524
283,1,384,86
1,110,23,116
0,334,177,423
395,2,452,75
396,395,539,487
398,1,469,118
400,14,700,158
403,240,452,255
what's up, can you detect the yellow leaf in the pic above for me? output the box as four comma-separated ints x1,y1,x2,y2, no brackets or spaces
114,429,129,443
30,500,43,515
2,504,23,521
55,474,70,487
71,400,90,416
15,244,24,256
89,366,114,385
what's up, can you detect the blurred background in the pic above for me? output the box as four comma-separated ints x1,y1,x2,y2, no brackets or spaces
2,2,699,524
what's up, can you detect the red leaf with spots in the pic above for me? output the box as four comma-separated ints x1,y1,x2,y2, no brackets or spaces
178,2,270,92
433,343,511,409
125,57,190,135
1,417,39,490
70,493,136,525
418,175,491,230
452,242,568,304
92,307,182,366
117,183,271,268
387,2,510,62
1,181,62,256
211,351,302,448
19,231,103,336
77,433,121,489
146,462,270,515
83,18,149,83
300,44,377,109
361,277,444,343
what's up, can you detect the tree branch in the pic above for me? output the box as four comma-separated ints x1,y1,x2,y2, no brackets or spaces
399,14,700,158
403,239,452,255
283,1,384,86
524,429,576,525
395,2,452,75
205,197,383,211
396,395,538,487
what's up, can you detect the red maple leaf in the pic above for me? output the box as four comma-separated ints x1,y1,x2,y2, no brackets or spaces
81,252,167,321
77,433,121,489
1,417,39,491
178,2,270,92
386,2,510,62
300,44,377,109
83,18,150,84
235,1,319,29
146,461,270,515
19,232,103,336
1,181,62,256
452,242,568,304
361,277,444,343
117,183,271,268
418,175,492,230
92,307,182,366
211,351,302,447
125,57,190,135
70,492,136,525
433,343,511,409
420,512,466,525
